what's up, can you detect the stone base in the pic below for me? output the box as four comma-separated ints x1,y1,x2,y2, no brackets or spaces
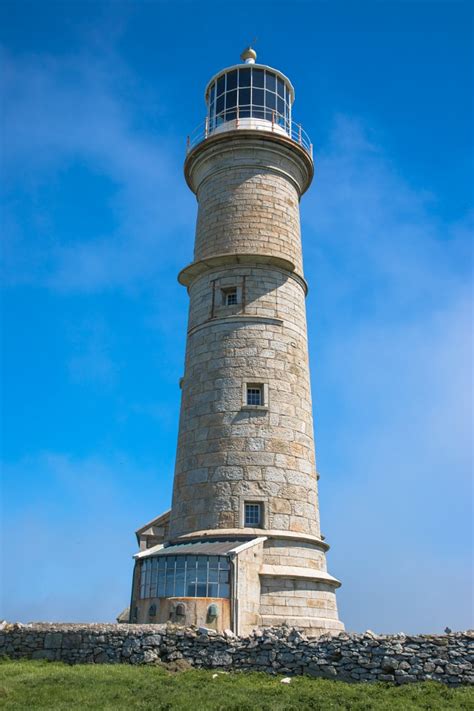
255,536,344,636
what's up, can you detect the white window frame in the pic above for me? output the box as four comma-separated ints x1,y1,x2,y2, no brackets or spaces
241,498,265,528
242,382,268,410
220,285,241,307
223,287,238,306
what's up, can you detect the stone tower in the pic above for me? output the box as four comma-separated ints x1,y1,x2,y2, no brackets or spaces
129,49,344,636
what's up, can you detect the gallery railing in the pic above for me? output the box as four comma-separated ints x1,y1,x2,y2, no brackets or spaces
186,108,313,159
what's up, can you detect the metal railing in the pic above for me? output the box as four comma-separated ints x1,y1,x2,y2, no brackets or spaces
186,108,313,159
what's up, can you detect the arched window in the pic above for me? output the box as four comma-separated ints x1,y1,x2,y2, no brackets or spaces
175,603,186,618
207,603,219,622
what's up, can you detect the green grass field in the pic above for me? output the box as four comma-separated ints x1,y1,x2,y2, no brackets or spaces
0,660,472,710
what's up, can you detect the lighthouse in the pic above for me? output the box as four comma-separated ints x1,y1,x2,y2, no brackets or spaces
129,49,344,636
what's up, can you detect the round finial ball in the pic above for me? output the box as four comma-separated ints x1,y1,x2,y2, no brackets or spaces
241,46,257,64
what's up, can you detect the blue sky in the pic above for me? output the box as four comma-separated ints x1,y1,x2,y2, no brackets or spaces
1,0,472,632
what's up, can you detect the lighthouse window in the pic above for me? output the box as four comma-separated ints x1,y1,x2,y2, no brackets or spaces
222,287,238,306
245,503,262,527
247,386,262,406
139,555,230,599
244,382,268,409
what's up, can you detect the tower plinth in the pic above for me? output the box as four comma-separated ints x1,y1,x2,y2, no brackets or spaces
129,51,344,636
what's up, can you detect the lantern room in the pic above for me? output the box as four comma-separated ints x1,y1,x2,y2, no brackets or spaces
205,61,294,136
186,48,312,157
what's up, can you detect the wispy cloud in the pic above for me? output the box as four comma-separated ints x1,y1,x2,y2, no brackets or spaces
302,116,473,633
1,47,194,291
67,315,118,386
1,451,168,622
303,116,471,313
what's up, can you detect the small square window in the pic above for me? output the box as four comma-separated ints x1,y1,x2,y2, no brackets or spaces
245,502,262,527
222,286,238,306
242,382,268,410
247,386,262,406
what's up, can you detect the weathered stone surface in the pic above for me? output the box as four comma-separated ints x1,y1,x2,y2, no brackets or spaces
1,623,472,686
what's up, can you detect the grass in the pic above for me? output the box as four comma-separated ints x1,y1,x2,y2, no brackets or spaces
0,660,473,710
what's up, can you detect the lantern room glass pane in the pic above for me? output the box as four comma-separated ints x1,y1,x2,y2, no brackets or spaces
216,94,225,116
266,72,276,92
239,87,250,107
239,68,251,86
226,90,237,109
277,77,285,98
252,88,264,107
216,74,225,96
226,70,237,91
265,91,276,110
253,68,264,88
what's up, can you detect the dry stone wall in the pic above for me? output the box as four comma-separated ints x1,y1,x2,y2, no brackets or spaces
1,623,472,686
